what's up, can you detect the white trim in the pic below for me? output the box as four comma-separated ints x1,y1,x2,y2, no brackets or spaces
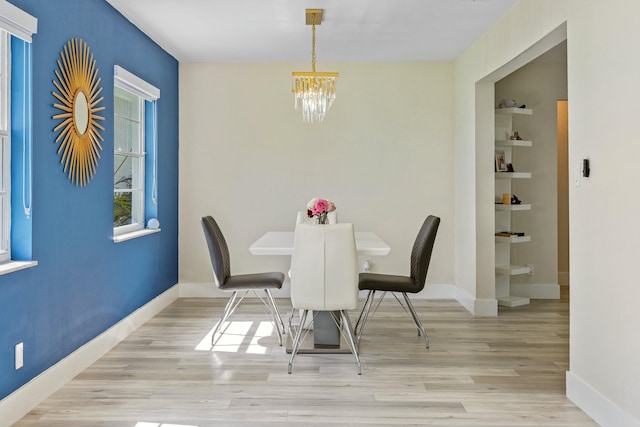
113,227,160,243
114,65,160,101
180,281,466,301
454,286,498,316
0,1,37,42
0,259,36,275
510,283,560,299
412,283,458,299
180,281,499,316
0,284,179,426
179,281,224,297
566,371,640,427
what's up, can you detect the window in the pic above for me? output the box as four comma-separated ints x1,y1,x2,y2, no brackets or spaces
113,66,159,239
0,2,37,272
113,86,144,233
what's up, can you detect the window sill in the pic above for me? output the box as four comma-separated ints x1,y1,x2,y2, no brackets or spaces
0,260,38,276
113,228,160,243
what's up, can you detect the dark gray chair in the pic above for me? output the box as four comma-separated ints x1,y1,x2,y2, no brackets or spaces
201,216,285,346
354,215,440,348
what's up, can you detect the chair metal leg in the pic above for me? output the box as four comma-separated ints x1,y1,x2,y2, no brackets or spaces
355,290,386,345
340,310,362,375
354,290,374,335
287,308,296,336
402,292,429,348
264,290,283,346
288,309,308,374
265,289,286,335
211,291,239,345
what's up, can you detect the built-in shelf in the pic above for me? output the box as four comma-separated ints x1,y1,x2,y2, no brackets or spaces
495,107,533,115
497,295,531,307
495,139,533,147
495,235,531,244
495,203,531,211
494,106,534,309
495,172,532,179
495,265,531,276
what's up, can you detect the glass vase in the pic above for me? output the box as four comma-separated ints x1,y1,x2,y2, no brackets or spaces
318,212,328,224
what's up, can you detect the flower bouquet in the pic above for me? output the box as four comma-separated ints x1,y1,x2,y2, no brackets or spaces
306,198,336,224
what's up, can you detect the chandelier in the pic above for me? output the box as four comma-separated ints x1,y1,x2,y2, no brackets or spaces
292,9,339,124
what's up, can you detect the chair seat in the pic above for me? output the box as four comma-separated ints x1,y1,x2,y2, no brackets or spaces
359,272,418,293
222,272,285,291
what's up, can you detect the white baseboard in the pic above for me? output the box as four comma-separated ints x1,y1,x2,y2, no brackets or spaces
179,281,225,297
179,281,460,300
511,283,560,299
0,284,179,426
558,271,570,285
414,283,458,299
181,281,498,316
454,287,498,316
567,371,640,427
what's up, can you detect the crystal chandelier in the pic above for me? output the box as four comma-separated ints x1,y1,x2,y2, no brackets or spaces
292,9,339,124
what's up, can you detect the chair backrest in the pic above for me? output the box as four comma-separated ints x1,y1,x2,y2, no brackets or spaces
410,215,441,291
201,216,231,288
290,223,358,311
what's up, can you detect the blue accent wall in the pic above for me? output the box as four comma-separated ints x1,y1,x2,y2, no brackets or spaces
0,0,179,400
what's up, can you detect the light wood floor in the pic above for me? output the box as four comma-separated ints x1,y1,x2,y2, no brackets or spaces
15,288,599,427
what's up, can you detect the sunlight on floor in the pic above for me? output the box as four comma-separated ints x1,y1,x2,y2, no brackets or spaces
194,320,275,354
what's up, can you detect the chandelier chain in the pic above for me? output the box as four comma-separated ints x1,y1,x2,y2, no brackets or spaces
311,12,316,72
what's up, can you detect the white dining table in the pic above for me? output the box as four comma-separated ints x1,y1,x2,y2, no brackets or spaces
249,231,390,256
249,229,390,353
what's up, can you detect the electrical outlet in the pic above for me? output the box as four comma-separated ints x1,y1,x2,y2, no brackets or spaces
362,260,371,273
15,342,23,370
526,263,534,276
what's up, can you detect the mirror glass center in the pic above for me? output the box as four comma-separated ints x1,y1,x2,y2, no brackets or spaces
74,91,89,135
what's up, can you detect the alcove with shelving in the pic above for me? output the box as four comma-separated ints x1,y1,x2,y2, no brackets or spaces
494,107,532,307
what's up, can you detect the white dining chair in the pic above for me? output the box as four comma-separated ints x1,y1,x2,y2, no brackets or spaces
288,223,361,374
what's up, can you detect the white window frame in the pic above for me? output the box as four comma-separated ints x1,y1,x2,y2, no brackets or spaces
0,31,10,262
113,66,160,240
0,1,38,273
113,86,145,235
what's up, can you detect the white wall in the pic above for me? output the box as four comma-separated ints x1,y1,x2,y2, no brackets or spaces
179,62,455,298
454,0,640,425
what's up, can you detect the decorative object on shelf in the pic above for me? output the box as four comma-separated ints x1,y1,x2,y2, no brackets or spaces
147,218,160,229
502,193,511,205
52,38,105,186
498,98,526,109
510,131,523,140
496,231,525,237
306,197,336,224
292,9,339,124
495,150,507,172
511,194,522,205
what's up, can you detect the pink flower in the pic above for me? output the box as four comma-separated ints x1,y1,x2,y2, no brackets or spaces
313,199,329,215
306,197,336,219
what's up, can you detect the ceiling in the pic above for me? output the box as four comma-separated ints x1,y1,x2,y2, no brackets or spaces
106,0,519,63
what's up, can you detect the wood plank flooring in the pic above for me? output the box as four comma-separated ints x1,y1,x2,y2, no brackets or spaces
14,288,599,427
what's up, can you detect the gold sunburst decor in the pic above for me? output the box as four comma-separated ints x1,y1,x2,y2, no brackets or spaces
52,38,105,186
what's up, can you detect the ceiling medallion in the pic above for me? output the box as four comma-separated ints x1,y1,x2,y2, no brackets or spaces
52,38,105,186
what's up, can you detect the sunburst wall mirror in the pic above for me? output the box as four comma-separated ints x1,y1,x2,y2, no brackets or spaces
52,38,105,186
